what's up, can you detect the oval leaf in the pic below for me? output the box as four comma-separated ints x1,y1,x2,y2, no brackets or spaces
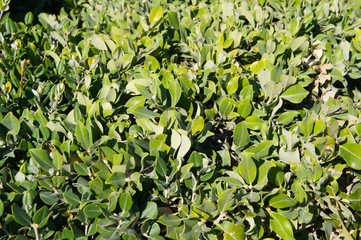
281,84,308,104
340,143,361,170
149,6,163,25
119,191,133,212
12,205,31,227
233,122,250,148
269,193,297,209
270,212,295,240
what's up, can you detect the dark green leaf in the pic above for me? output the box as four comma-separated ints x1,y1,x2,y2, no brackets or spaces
12,205,31,227
157,214,181,226
84,203,102,218
33,206,51,228
119,191,133,212
30,149,55,171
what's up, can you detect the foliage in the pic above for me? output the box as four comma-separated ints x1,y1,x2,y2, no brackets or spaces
1,0,361,239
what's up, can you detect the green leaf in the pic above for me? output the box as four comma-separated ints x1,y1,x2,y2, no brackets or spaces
30,149,55,171
281,84,308,104
12,205,31,227
177,132,191,159
89,177,103,193
219,98,234,118
270,212,295,240
141,201,158,220
168,11,179,29
74,163,89,176
63,191,81,206
75,121,93,151
44,50,60,66
0,199,4,217
340,143,361,170
237,97,252,118
254,161,275,190
149,6,163,25
170,129,181,150
40,192,59,205
84,203,102,218
291,181,307,204
191,116,204,135
218,188,235,213
119,191,133,212
233,122,250,148
155,156,167,177
91,35,107,51
264,81,282,100
289,36,308,52
131,106,161,120
245,116,264,130
217,221,245,240
277,111,299,125
169,79,182,107
249,59,266,74
252,141,273,158
238,154,257,185
157,214,181,226
105,172,126,187
33,206,51,228
269,193,297,209
2,112,20,135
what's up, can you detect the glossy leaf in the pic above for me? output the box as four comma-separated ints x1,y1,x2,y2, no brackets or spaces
340,143,361,170
75,122,93,151
12,205,31,227
238,154,257,185
269,193,297,209
2,112,20,135
245,116,264,130
233,122,249,148
149,6,163,25
84,203,102,218
281,84,308,104
91,35,107,51
191,116,204,135
217,221,245,240
157,214,181,226
141,201,158,220
30,149,55,171
270,212,295,240
33,206,51,228
119,192,133,212
218,188,235,213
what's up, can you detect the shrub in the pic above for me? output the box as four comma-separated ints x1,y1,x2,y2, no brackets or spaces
0,0,361,239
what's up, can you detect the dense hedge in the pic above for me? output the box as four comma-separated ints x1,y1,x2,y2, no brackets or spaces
1,0,361,239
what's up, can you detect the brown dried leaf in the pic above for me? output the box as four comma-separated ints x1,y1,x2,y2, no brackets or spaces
318,74,331,84
320,63,333,74
322,89,337,102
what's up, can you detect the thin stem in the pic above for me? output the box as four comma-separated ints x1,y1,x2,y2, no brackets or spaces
32,225,40,240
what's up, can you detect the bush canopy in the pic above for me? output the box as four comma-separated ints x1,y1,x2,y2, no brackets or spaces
0,0,361,239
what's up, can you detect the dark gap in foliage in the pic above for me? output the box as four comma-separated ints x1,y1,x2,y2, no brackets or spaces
9,0,66,22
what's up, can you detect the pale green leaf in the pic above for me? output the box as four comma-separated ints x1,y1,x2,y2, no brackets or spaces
281,84,308,104
149,6,163,25
340,143,361,170
233,122,249,148
270,212,295,240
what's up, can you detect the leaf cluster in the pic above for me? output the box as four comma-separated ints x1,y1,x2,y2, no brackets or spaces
1,0,361,239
